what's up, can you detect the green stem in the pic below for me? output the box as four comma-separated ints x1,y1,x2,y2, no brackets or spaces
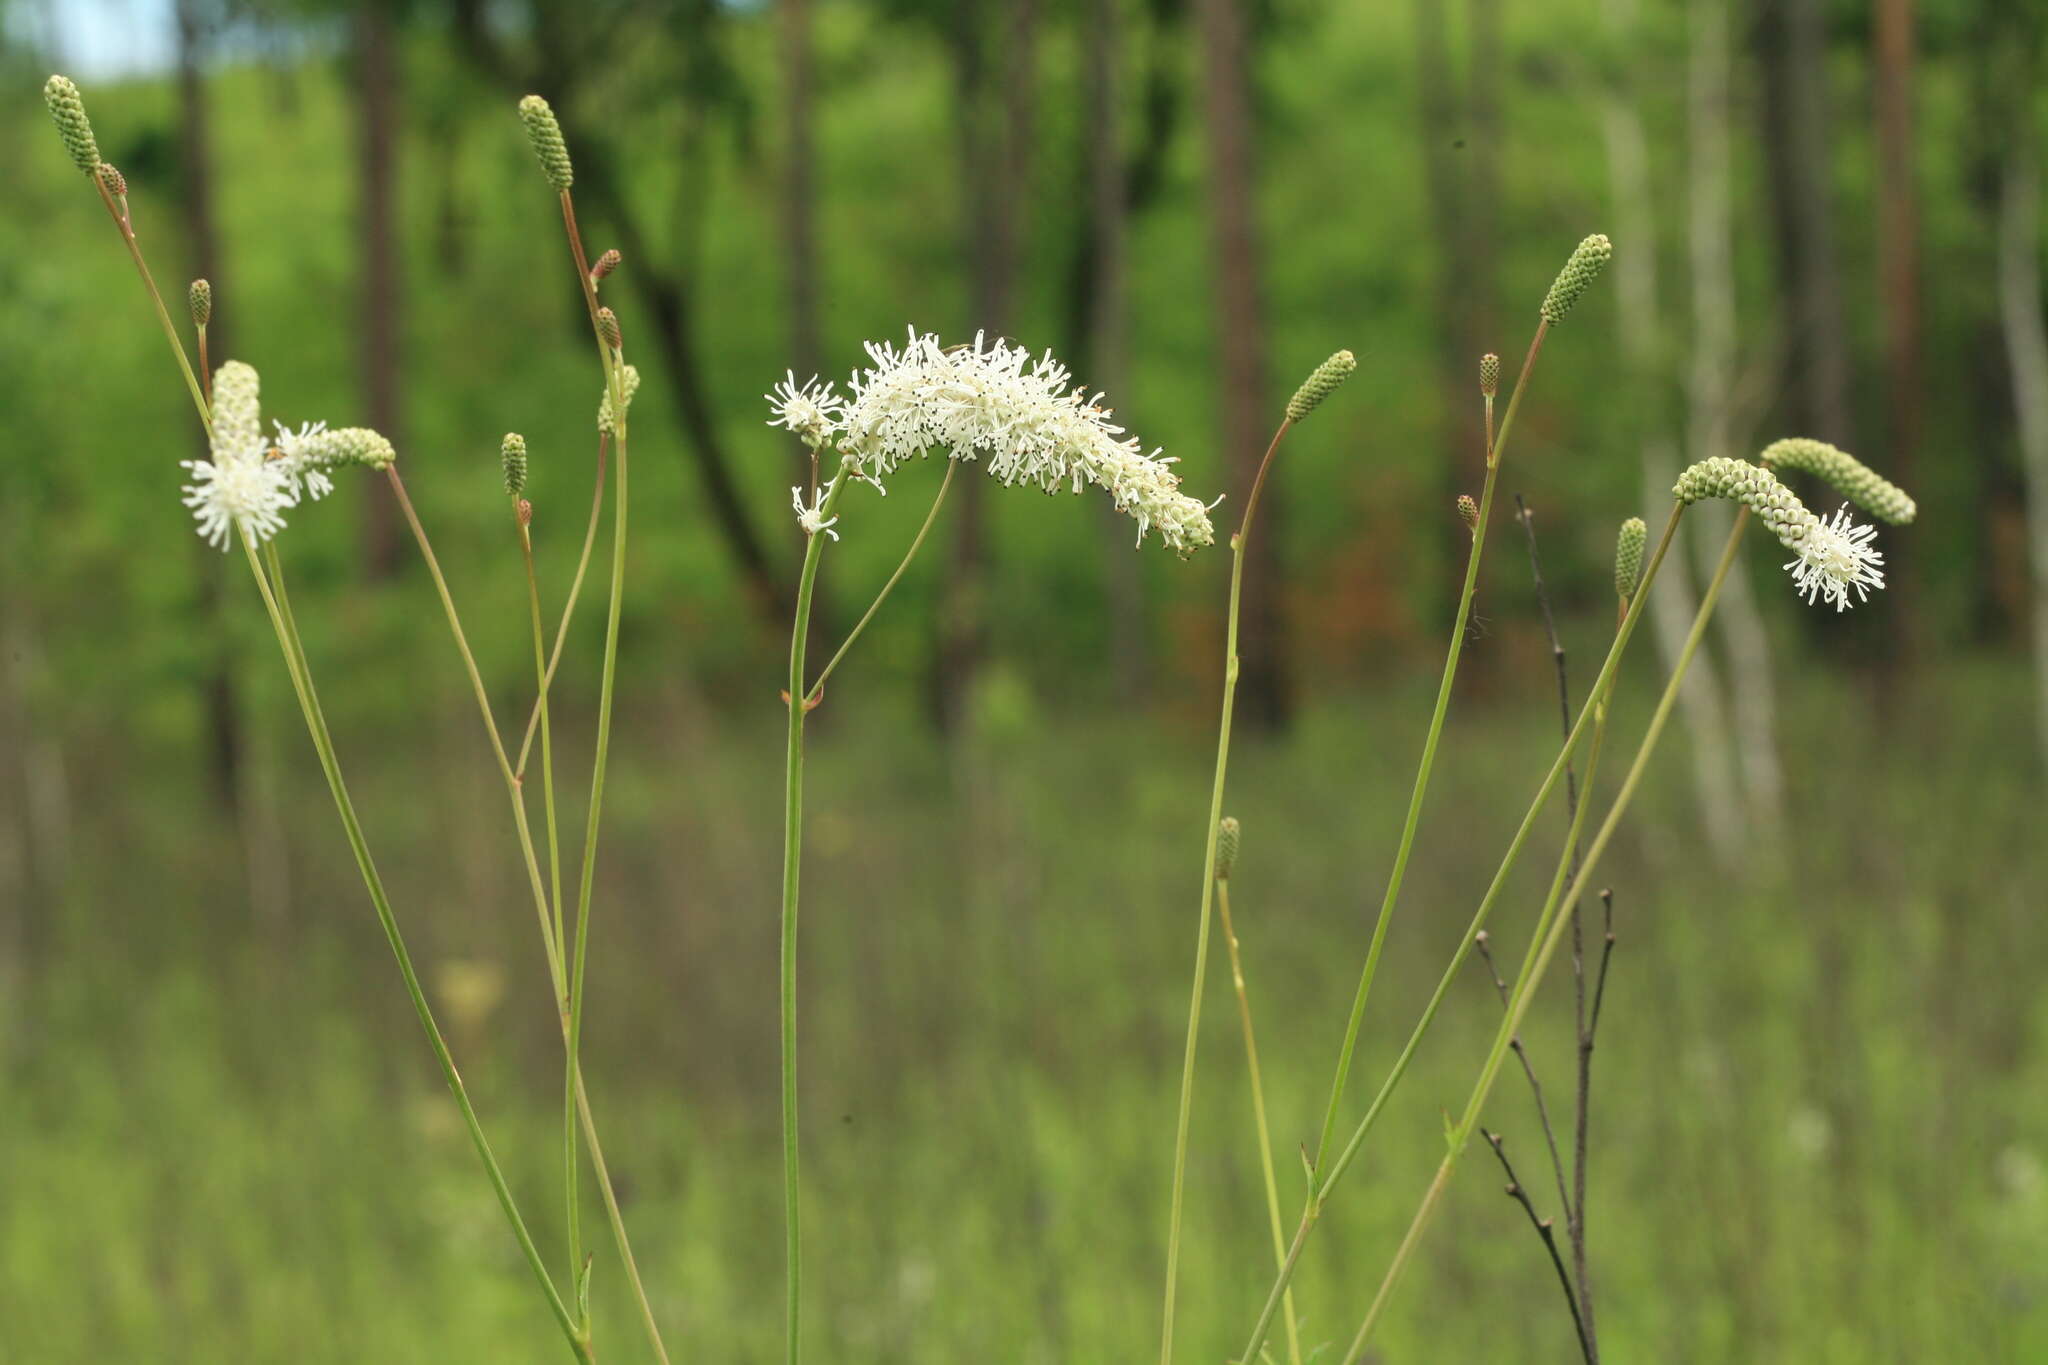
1308,321,1547,1184
805,461,954,706
782,470,853,1365
516,434,609,779
1160,416,1293,1365
1215,877,1303,1365
96,179,208,427
1236,506,1684,1365
1341,509,1748,1361
523,518,581,1316
248,538,588,1361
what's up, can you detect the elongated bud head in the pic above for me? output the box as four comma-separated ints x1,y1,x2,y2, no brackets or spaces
517,94,574,191
501,432,528,497
596,306,622,351
598,363,640,433
45,76,99,174
1216,817,1241,881
517,498,533,528
292,426,397,472
1614,516,1646,601
188,279,212,329
590,249,621,285
96,162,126,198
1286,349,1356,422
1479,353,1500,399
1758,437,1916,525
1540,233,1612,324
1456,493,1480,534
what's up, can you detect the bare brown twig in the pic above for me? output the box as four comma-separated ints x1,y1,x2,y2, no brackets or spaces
1483,1129,1592,1364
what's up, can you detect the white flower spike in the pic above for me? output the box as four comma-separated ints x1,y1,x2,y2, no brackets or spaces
767,371,843,452
181,446,295,550
273,420,336,502
791,485,839,541
1785,503,1885,612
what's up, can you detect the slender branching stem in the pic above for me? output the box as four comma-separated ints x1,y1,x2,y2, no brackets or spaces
1235,507,1683,1365
517,433,610,779
1160,416,1294,1365
247,538,589,1361
1340,510,1751,1361
94,179,209,426
1306,321,1548,1189
805,462,955,706
1215,875,1304,1365
522,516,581,1312
781,469,853,1365
1472,930,1572,1221
1481,1129,1591,1363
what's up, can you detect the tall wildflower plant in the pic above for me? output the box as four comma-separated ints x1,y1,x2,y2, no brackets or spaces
47,75,674,1363
765,329,1219,1365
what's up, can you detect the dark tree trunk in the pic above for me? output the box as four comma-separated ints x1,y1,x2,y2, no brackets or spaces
355,0,404,578
175,0,239,811
1196,0,1288,731
1873,0,1922,659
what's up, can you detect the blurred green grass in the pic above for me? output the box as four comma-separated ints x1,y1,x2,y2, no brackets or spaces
4,651,2043,1362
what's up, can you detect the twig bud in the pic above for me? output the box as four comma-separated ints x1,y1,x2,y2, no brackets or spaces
188,279,212,329
1614,516,1646,602
501,432,528,498
1285,349,1356,422
598,363,640,434
517,94,574,192
1456,493,1480,534
1216,817,1241,881
44,75,100,175
1539,233,1612,324
590,249,622,285
596,306,622,351
1479,353,1500,399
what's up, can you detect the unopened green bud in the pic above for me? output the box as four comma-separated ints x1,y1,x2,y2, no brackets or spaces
1216,817,1241,881
1456,493,1480,534
1758,437,1916,525
501,432,528,498
598,363,640,434
1479,353,1500,399
44,75,99,175
189,279,212,329
596,307,622,351
96,162,126,198
293,426,397,472
211,361,263,457
1614,517,1646,601
1285,349,1356,422
590,249,621,285
1674,456,1818,551
1540,233,1612,325
517,94,574,191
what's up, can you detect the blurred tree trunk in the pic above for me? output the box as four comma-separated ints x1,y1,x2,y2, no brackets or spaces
354,0,404,579
1997,136,2048,774
1601,0,1743,863
1687,0,1782,837
934,0,1036,730
1754,0,1854,449
1080,0,1147,696
778,0,831,658
1198,0,1287,731
1873,0,1922,661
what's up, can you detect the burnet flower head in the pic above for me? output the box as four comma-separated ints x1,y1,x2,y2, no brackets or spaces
1673,455,1889,612
767,328,1216,555
180,360,395,551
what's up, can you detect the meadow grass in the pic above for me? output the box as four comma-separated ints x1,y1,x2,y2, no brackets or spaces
4,657,2042,1362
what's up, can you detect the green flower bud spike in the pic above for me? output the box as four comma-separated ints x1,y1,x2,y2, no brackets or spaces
501,432,528,498
189,279,212,330
1286,349,1357,422
211,361,263,457
44,75,100,175
1614,516,1646,602
294,427,398,473
591,249,621,286
1674,454,1887,611
96,163,126,198
598,363,640,434
517,94,574,192
1216,817,1241,882
1758,437,1916,525
1457,494,1480,535
596,307,622,352
1479,353,1500,399
1539,233,1613,325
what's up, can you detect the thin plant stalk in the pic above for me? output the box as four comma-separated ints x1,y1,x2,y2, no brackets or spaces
517,432,610,779
1159,415,1294,1365
781,469,854,1365
93,178,208,425
1307,322,1546,1185
805,462,954,706
521,517,580,1302
248,537,590,1362
1341,509,1749,1361
1214,873,1303,1365
1236,508,1683,1365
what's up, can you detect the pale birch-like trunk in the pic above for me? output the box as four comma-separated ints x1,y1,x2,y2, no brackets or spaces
1997,144,2048,773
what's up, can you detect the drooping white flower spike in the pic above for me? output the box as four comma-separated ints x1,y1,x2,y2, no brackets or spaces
771,328,1217,555
1673,454,1892,612
790,484,839,541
